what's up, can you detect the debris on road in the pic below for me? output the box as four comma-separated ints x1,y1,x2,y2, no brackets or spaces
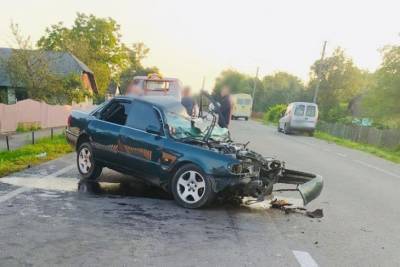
270,198,292,209
270,198,324,219
306,209,324,218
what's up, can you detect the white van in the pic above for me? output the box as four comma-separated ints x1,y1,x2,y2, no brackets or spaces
231,94,252,120
278,102,318,136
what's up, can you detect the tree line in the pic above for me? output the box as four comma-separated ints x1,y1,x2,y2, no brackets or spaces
213,46,400,128
3,13,399,128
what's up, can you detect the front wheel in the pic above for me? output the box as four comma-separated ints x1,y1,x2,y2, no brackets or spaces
171,164,215,209
283,123,291,135
77,142,102,180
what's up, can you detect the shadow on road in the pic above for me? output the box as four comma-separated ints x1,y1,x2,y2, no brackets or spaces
76,177,263,212
78,178,172,200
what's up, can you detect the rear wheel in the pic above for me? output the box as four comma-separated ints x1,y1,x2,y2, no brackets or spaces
244,117,249,121
171,164,215,209
283,123,291,135
77,142,102,180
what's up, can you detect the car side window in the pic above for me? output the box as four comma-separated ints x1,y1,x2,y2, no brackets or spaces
126,101,161,132
99,100,131,125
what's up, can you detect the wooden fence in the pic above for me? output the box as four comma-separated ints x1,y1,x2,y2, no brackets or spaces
317,122,400,149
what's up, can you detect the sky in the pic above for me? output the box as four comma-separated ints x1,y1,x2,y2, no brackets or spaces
1,0,399,91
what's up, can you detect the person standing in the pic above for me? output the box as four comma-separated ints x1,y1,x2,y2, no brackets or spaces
218,85,232,128
181,86,197,117
125,80,144,96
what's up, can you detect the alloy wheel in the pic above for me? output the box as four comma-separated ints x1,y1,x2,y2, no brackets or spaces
176,170,206,204
78,147,92,174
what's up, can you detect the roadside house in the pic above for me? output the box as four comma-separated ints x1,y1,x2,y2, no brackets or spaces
0,48,97,104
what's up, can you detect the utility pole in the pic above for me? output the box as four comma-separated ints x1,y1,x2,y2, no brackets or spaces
313,41,327,103
251,66,259,112
201,76,206,91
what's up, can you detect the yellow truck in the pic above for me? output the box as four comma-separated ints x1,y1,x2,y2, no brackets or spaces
231,93,253,120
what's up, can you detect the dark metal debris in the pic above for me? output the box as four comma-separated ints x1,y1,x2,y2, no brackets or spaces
306,209,324,218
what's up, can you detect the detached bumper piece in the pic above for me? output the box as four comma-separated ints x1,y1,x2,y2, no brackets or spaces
278,169,324,205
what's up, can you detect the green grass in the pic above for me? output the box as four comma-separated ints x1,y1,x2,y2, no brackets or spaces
315,131,400,164
0,134,73,177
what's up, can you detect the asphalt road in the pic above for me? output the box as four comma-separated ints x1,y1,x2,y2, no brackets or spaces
1,120,400,266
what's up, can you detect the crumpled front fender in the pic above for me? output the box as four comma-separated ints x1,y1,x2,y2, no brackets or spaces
278,169,324,205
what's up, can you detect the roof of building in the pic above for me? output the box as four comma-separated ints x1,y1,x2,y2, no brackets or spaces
0,48,94,88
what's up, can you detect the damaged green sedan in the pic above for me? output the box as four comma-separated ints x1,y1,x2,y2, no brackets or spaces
66,92,323,208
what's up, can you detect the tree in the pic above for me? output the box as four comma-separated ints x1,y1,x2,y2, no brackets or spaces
118,43,160,93
4,23,90,104
261,72,308,111
362,45,400,127
309,47,366,121
37,13,129,97
212,69,308,112
213,69,251,97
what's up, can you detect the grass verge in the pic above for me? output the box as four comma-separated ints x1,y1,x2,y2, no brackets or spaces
0,134,73,177
315,131,400,164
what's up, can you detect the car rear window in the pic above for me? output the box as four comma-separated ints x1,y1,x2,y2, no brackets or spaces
237,99,251,105
294,105,305,116
306,105,317,117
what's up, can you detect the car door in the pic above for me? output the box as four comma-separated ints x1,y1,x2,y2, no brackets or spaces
88,99,131,167
304,104,318,128
119,100,164,184
280,104,291,129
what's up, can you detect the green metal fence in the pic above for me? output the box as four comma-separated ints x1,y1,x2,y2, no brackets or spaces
317,122,400,149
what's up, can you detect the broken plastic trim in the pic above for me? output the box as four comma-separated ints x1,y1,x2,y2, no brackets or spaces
277,169,324,205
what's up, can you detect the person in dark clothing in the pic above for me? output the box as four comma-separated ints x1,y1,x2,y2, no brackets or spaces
218,86,232,128
181,86,197,116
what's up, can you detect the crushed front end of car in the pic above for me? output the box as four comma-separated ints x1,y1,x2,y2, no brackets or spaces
193,90,323,205
207,141,323,205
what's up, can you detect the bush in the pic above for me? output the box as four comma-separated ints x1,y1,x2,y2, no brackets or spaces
263,104,287,124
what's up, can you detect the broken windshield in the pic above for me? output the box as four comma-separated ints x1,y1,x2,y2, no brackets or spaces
166,111,229,141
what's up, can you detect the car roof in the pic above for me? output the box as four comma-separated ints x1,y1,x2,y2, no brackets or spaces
114,95,183,111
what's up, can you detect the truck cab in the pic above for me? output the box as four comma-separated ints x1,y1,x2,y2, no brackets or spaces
131,74,183,100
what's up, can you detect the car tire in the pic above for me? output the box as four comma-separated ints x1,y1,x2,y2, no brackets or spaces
283,123,291,135
78,179,101,194
171,164,215,209
231,115,236,120
244,117,248,121
77,142,102,180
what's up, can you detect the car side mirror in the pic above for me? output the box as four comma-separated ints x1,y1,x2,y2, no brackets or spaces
146,125,162,135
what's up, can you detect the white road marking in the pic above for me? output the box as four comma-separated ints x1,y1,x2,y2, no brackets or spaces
336,152,347,157
0,164,75,204
354,160,400,179
0,187,32,203
293,250,319,267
